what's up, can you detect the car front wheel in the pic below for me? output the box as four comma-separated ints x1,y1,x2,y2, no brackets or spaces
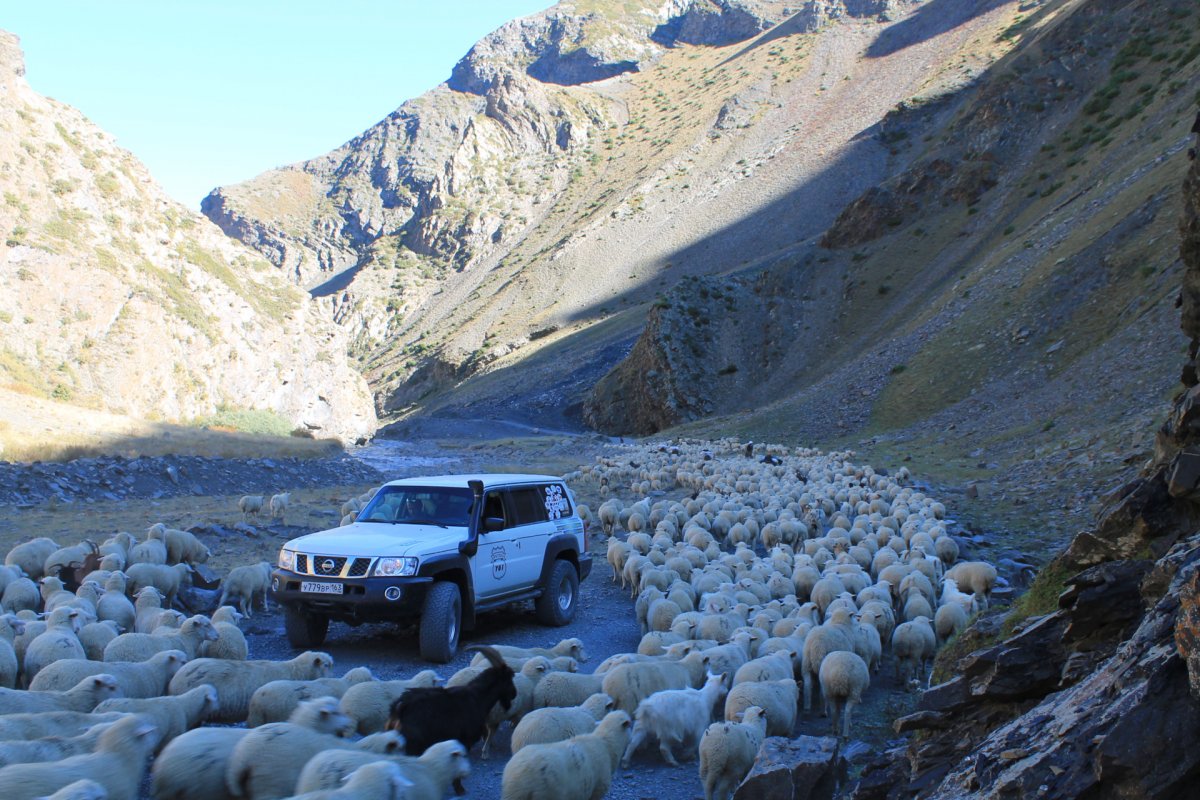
419,581,461,663
284,608,328,648
535,559,579,626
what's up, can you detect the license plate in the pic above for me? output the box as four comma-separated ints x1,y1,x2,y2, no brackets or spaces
301,581,344,595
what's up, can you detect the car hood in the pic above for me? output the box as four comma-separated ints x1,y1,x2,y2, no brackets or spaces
282,522,468,559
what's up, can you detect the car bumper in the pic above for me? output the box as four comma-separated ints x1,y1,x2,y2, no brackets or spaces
270,569,432,622
579,552,592,581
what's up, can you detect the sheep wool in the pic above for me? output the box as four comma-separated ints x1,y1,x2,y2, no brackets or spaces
500,711,632,800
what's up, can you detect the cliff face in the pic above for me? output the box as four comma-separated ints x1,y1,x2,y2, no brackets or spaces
847,119,1200,800
0,32,374,442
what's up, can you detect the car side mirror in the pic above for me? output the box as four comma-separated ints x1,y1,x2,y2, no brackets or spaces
483,516,505,533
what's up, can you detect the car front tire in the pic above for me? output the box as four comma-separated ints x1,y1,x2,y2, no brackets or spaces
535,559,579,626
419,581,461,663
284,608,329,648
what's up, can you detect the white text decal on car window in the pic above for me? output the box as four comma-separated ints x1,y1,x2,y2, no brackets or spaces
544,485,568,520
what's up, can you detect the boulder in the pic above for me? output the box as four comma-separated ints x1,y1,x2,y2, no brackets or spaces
733,735,842,800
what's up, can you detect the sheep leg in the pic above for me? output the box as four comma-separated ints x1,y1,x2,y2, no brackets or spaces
658,736,681,768
621,722,648,768
843,701,855,739
802,670,813,712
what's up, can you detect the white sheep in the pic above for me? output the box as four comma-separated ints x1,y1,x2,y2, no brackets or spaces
292,739,470,800
2,576,40,614
892,616,937,689
0,714,158,800
79,620,122,661
284,760,412,800
150,726,249,800
201,606,248,660
934,602,968,643
0,673,120,715
43,541,98,580
0,709,131,741
238,496,265,520
0,725,111,769
511,693,614,753
217,563,272,618
125,563,191,609
732,649,794,686
531,670,605,709
477,638,588,665
338,670,443,734
268,493,291,523
944,561,997,607
699,705,768,800
500,711,632,800
127,538,168,567
29,649,188,698
621,671,726,767
95,683,218,750
818,650,870,738
147,525,211,566
723,678,797,737
169,651,335,723
22,607,86,686
246,666,375,726
5,538,59,580
133,587,169,634
601,650,709,714
223,696,360,800
103,614,218,662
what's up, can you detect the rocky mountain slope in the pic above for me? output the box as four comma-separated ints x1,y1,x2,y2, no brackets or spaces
0,32,374,444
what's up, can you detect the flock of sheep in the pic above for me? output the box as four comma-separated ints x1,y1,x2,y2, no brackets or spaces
0,437,998,800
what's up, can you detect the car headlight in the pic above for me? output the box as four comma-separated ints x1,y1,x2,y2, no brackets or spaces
278,548,296,571
376,557,418,577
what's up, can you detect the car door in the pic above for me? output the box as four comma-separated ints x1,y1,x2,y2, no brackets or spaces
473,488,517,599
504,485,554,588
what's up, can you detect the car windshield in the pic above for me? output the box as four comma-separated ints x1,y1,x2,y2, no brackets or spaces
357,486,474,528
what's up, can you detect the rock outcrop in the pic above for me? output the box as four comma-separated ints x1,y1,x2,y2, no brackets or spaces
848,85,1200,800
0,30,374,442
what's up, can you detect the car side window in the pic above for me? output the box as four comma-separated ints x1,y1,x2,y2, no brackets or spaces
483,491,506,529
507,488,548,527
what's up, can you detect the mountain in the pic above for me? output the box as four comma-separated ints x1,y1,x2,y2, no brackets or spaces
0,31,374,443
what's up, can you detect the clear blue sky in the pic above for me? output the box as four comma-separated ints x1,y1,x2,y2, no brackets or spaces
6,1,553,207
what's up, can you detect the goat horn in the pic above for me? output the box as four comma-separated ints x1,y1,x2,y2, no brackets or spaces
464,644,506,670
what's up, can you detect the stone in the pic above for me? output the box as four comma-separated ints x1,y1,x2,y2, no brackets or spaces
733,736,842,800
1166,448,1200,499
1175,564,1200,701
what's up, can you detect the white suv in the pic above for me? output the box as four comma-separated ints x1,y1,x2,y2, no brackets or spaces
270,474,591,662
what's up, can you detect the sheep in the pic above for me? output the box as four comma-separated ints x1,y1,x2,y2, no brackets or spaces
477,638,588,665
732,649,794,686
892,616,937,689
224,697,359,800
30,650,188,698
246,666,375,727
133,587,169,634
43,541,98,580
125,563,191,609
35,780,109,800
0,714,158,800
622,671,726,767
597,500,623,536
41,576,94,616
292,739,470,800
5,538,59,580
601,650,709,714
201,606,248,660
939,577,980,616
723,678,797,737
699,705,768,800
284,761,413,800
386,645,516,756
95,683,219,748
801,608,856,712
0,709,131,741
818,650,870,738
511,693,615,753
238,496,265,520
150,728,250,800
475,656,554,758
0,615,23,687
217,563,272,618
128,539,168,567
337,670,442,734
2,576,40,614
168,651,335,723
147,525,211,566
23,606,86,685
268,493,291,523
500,711,632,800
0,673,120,715
934,602,969,643
103,614,218,662
944,561,998,607
0,725,111,768
79,620,122,661
531,670,605,709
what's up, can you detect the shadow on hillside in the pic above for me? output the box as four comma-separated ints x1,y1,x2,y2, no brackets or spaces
716,10,830,66
866,0,1012,58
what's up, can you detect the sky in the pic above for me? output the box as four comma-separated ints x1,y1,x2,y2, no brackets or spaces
5,1,553,208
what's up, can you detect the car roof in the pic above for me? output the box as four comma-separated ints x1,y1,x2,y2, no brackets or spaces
381,474,566,490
